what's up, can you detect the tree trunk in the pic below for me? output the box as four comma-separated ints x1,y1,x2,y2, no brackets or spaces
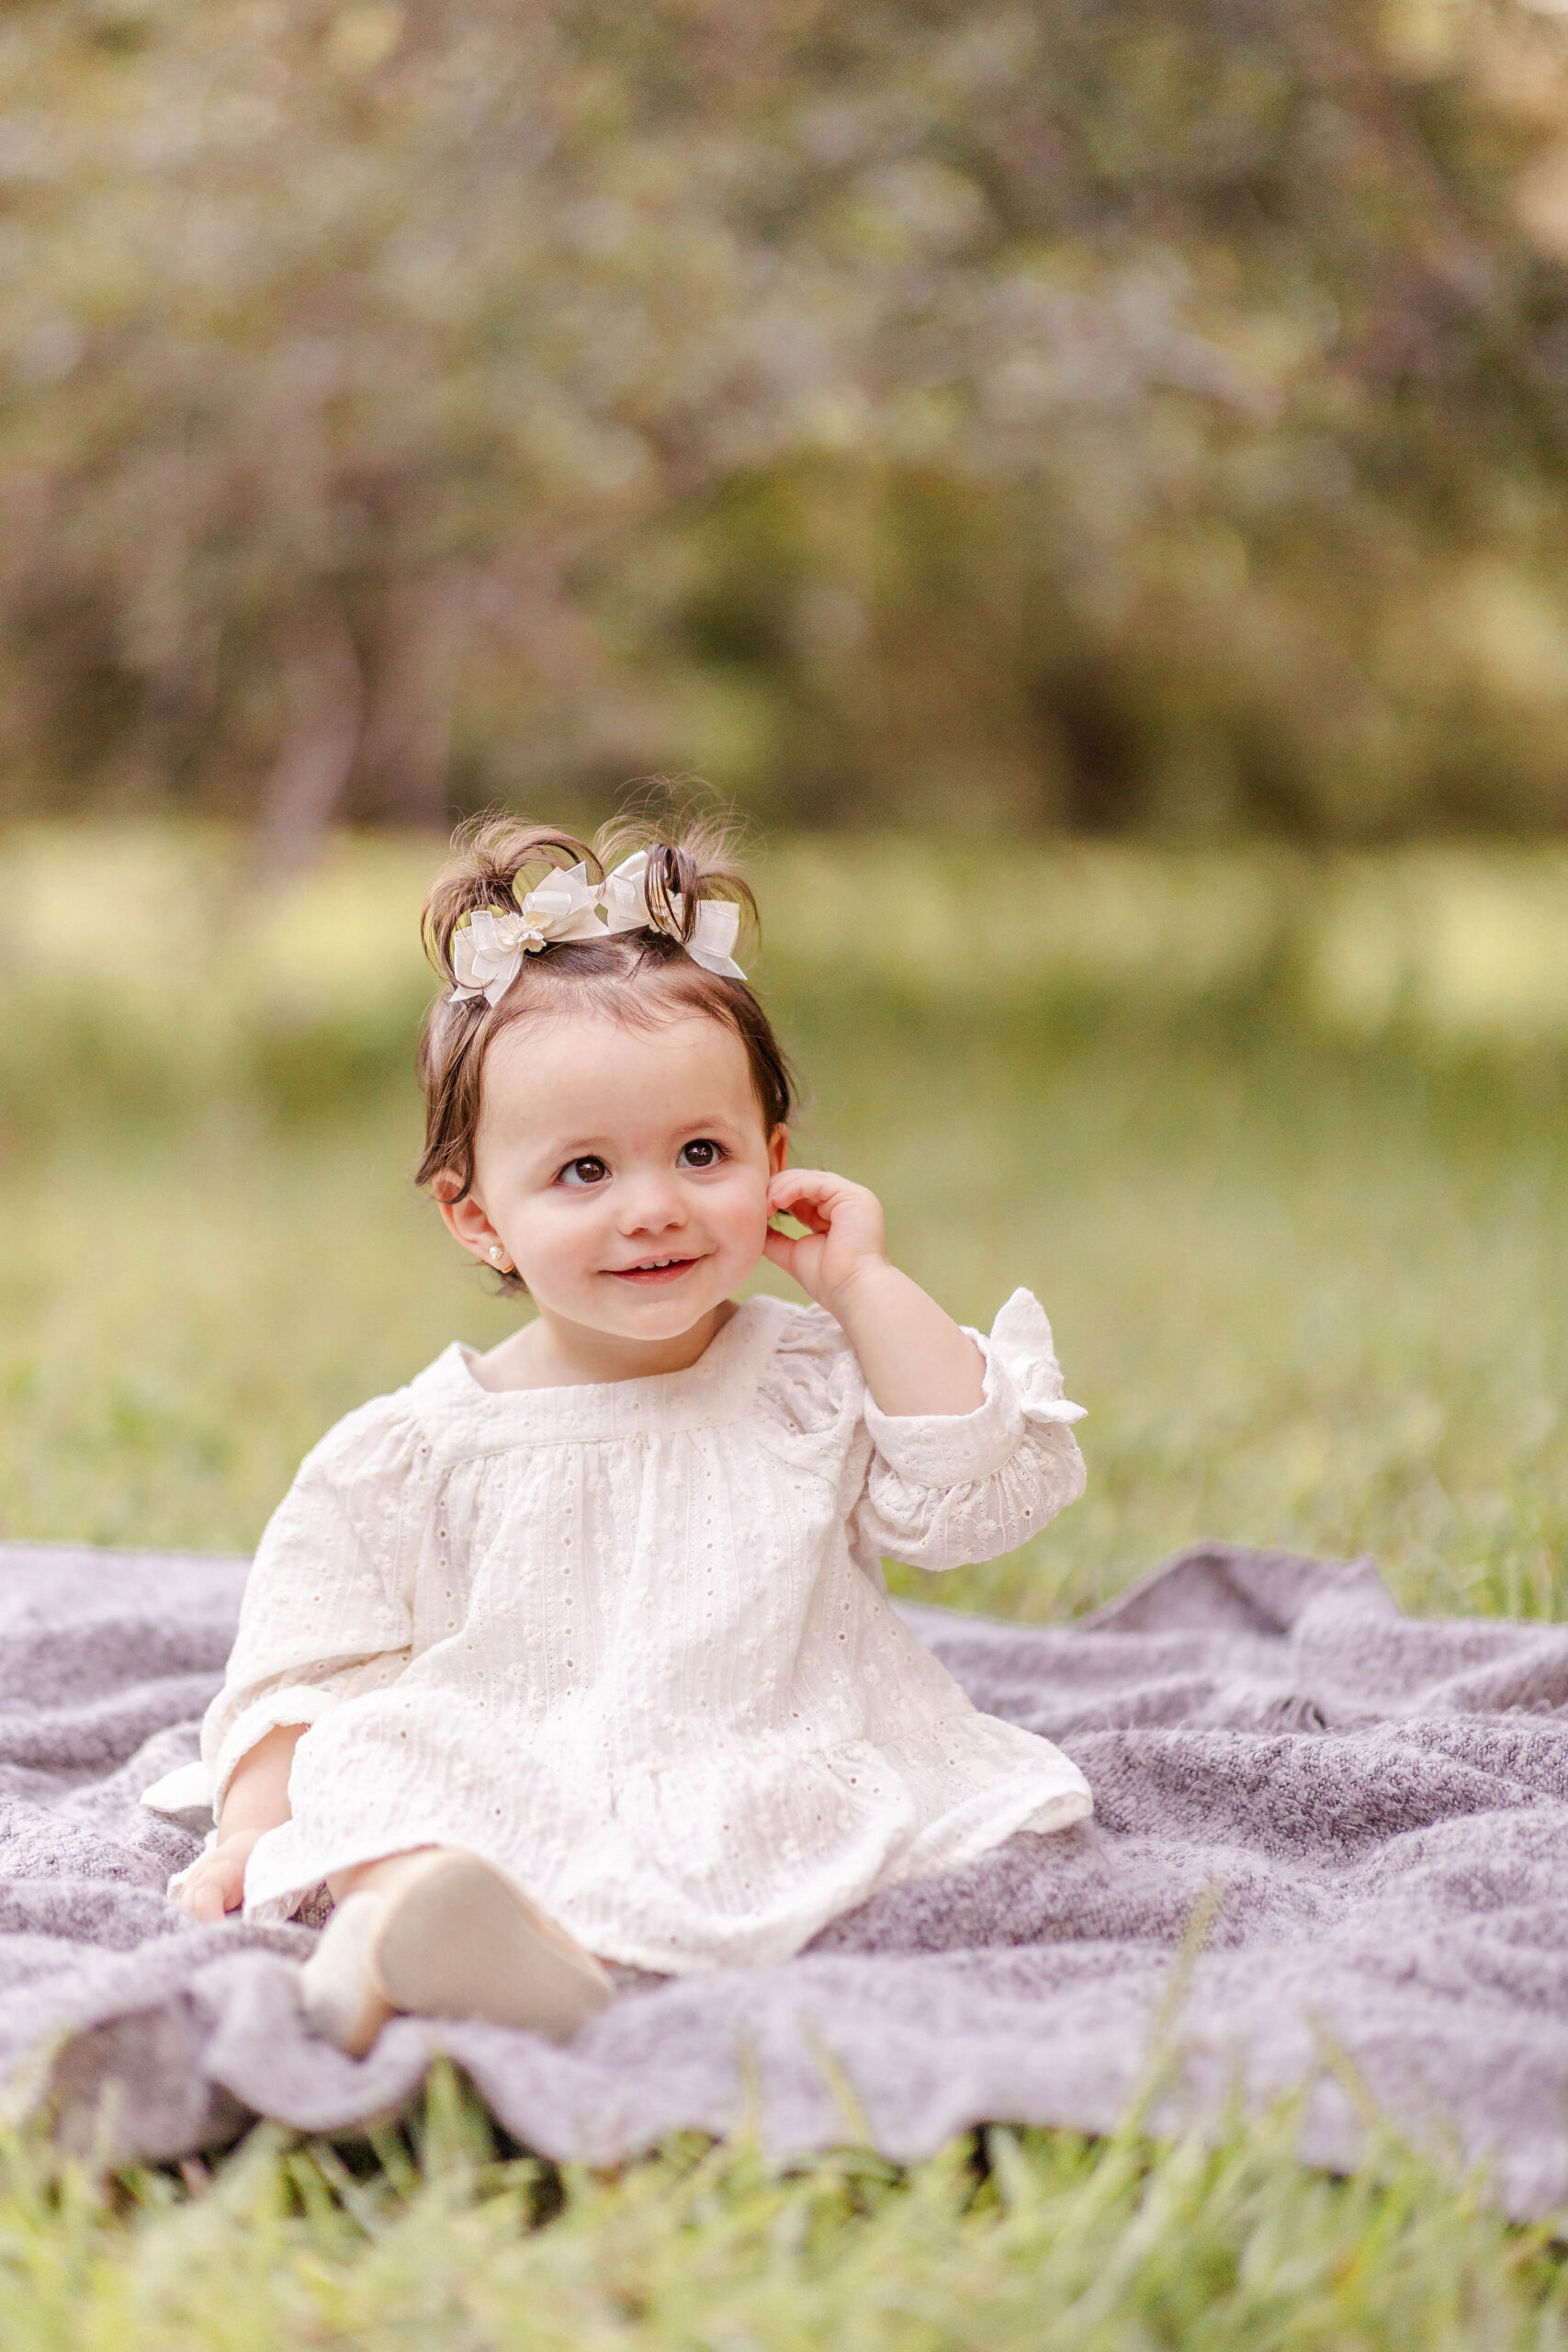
250,594,365,885
351,570,467,830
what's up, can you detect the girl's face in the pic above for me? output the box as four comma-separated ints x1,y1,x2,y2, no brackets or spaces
443,1007,786,1344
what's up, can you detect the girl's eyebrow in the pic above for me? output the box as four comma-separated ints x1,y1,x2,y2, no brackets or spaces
523,1111,753,1160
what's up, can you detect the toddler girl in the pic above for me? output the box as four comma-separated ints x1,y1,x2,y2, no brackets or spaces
153,818,1092,2054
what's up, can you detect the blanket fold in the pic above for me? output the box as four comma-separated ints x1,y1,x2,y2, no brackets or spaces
6,1535,1568,2217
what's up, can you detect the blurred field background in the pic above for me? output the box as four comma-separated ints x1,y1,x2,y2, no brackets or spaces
10,0,1568,2336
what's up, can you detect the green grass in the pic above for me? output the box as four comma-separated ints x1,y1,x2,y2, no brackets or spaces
6,2066,1568,2351
6,825,1568,2342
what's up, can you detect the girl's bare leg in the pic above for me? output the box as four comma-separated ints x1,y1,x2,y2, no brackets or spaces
326,1846,441,1904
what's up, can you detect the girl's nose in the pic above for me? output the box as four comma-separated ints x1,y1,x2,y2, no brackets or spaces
616,1175,687,1235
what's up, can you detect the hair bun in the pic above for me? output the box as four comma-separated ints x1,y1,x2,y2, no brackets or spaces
594,809,757,963
423,820,599,988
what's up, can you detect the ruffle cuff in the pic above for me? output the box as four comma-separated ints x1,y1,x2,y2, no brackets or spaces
207,1684,344,1816
138,1759,214,1832
862,1287,1085,1488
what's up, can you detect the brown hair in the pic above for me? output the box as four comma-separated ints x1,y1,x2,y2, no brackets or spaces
415,813,795,1289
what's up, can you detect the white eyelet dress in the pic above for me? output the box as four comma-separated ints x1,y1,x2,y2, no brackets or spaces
154,1290,1093,1973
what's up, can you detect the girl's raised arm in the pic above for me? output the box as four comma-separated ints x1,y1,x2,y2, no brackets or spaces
763,1167,986,1417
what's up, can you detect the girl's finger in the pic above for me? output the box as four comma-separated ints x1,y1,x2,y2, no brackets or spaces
762,1227,800,1275
768,1185,838,1232
767,1168,841,1212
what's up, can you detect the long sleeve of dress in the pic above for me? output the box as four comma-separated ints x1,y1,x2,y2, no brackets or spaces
196,1396,424,1813
851,1288,1086,1572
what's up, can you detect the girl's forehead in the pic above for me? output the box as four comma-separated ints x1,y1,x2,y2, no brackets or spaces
485,1004,754,1109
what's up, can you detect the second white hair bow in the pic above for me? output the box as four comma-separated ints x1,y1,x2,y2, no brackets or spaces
598,849,746,979
449,861,604,1005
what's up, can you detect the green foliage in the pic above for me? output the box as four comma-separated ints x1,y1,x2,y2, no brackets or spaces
5,2,1568,839
0,2065,1566,2347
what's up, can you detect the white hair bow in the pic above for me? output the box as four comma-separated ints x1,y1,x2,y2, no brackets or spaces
598,849,746,979
449,861,604,1005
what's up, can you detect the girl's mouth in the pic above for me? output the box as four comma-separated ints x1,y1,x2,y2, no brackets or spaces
606,1255,702,1286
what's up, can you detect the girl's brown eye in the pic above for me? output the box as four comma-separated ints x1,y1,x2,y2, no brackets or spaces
558,1156,608,1188
678,1138,721,1170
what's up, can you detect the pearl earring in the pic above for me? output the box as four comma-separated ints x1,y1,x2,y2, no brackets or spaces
488,1244,515,1273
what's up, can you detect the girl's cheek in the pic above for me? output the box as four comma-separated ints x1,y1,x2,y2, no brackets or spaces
729,1175,773,1240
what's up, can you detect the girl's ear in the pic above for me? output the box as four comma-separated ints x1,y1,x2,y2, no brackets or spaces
768,1125,789,1177
434,1177,505,1264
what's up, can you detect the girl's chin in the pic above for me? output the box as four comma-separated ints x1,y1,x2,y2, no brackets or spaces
594,1278,735,1331
608,1281,717,1316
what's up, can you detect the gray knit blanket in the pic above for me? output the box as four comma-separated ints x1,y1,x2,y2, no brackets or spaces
6,1537,1568,2216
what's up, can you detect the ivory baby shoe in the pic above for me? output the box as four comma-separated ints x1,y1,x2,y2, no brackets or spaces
298,1850,614,2058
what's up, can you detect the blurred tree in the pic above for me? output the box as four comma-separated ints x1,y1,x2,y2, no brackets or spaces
1,0,1567,850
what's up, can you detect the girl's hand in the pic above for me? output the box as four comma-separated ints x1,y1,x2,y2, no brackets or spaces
766,1166,986,1417
175,1830,258,1923
764,1169,889,1315
180,1721,303,1923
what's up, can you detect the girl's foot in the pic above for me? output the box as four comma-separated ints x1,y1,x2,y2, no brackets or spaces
298,1887,394,2056
298,1850,614,2056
